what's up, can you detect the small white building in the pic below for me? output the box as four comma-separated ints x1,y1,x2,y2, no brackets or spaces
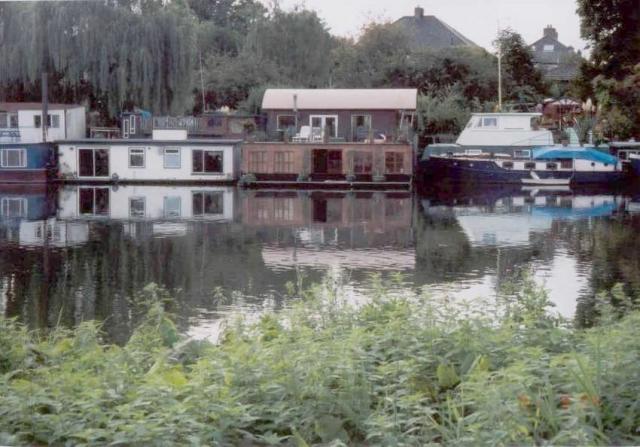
57,130,242,183
0,102,86,143
57,185,236,222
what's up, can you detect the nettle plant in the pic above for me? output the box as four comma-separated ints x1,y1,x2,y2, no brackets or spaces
0,277,639,446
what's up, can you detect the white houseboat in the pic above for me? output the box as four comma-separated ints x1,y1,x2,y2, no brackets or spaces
426,112,554,157
57,130,241,183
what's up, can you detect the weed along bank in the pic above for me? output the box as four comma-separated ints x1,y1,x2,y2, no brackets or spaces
244,88,417,188
57,130,242,184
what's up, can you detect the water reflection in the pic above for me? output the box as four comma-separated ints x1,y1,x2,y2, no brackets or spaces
1,183,639,341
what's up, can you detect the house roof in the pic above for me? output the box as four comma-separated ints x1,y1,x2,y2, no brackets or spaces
0,102,84,112
262,89,417,110
393,14,477,50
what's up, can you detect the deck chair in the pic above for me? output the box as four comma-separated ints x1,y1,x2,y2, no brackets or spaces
292,126,311,142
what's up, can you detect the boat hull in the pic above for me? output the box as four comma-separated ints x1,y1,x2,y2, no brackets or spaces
420,156,625,185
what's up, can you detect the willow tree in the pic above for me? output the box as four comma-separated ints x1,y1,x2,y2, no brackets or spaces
0,1,197,117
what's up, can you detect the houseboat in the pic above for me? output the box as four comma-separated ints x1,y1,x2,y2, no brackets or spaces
243,88,417,188
420,146,624,185
0,102,86,143
0,143,57,183
57,130,242,184
425,112,554,157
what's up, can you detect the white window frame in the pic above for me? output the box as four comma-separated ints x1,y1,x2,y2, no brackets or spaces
192,149,224,174
130,115,136,134
309,115,339,138
481,117,498,128
129,196,146,218
163,147,181,169
1,148,26,168
128,147,146,168
123,118,130,138
49,114,60,128
1,197,27,217
543,44,555,52
163,196,182,218
78,148,110,178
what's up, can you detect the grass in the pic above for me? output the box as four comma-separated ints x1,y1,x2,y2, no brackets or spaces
0,279,639,446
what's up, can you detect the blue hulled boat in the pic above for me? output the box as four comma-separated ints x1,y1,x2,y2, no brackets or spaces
420,146,625,185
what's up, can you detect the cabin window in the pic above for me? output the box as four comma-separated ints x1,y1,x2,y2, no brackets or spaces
1,198,26,217
482,117,498,128
560,159,573,169
79,187,109,215
130,115,136,134
192,191,224,216
351,115,372,141
353,151,373,174
123,118,130,138
129,197,145,218
502,161,514,169
277,115,296,131
192,150,223,174
248,151,268,173
163,147,181,168
1,148,26,168
385,152,404,174
33,114,59,128
543,44,555,52
163,196,181,218
514,149,531,158
546,162,558,170
524,162,536,170
78,148,109,177
274,151,294,173
128,147,145,168
0,113,7,128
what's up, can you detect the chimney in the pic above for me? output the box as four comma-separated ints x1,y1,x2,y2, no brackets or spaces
414,6,424,18
543,25,558,40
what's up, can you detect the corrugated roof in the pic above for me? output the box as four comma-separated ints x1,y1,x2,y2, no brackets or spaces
0,102,84,112
262,89,417,110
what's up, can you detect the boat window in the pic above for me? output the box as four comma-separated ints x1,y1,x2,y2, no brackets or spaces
78,148,109,177
1,148,26,168
546,162,558,170
482,117,498,128
502,161,514,169
543,44,555,52
524,162,536,170
560,159,573,169
192,149,223,174
164,147,181,169
619,151,627,160
128,147,145,168
514,150,531,158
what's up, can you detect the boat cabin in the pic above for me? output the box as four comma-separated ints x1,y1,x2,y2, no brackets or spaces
456,113,553,148
0,143,56,183
57,130,242,183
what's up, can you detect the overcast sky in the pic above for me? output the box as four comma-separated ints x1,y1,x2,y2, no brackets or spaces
265,0,588,53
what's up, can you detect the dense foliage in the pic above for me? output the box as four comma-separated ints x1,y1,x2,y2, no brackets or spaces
1,280,639,445
575,0,640,138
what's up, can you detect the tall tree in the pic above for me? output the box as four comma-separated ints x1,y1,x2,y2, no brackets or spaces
576,0,640,138
494,29,546,104
0,1,197,118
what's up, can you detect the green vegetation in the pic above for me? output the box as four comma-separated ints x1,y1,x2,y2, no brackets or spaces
575,0,640,139
1,279,639,446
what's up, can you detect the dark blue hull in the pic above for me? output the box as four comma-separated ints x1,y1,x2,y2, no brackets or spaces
630,158,640,177
420,157,626,185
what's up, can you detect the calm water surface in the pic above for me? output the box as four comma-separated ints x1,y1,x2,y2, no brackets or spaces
2,183,640,342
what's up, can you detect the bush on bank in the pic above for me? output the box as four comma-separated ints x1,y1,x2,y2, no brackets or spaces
0,280,639,446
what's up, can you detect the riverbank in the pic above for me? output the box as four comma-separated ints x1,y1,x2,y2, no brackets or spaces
1,281,638,446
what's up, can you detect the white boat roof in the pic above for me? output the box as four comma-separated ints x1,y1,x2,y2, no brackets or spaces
262,89,417,110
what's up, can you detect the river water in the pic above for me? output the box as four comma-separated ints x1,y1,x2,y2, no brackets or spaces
1,183,639,343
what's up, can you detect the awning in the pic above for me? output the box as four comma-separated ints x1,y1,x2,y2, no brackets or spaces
532,147,618,164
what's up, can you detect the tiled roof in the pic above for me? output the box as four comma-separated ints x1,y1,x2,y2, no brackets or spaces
393,15,477,50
